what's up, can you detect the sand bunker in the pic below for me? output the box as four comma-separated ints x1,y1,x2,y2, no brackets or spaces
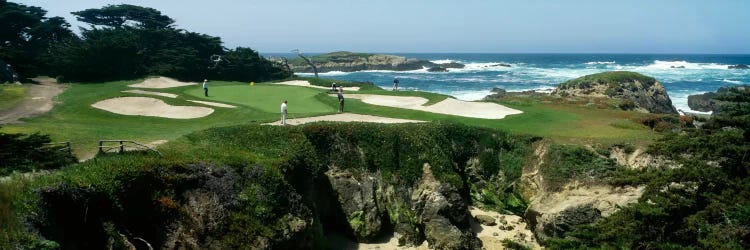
92,97,214,119
274,80,361,91
129,77,196,89
343,94,523,119
264,113,423,126
122,90,178,98
187,100,237,108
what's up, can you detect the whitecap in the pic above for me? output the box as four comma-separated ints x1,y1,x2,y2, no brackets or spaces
584,61,616,65
722,79,743,84
641,60,730,70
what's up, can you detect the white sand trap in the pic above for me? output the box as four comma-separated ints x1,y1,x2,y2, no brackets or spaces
187,100,237,108
92,97,214,119
122,90,178,98
343,94,523,119
470,207,541,249
274,80,361,91
129,76,196,89
263,113,423,126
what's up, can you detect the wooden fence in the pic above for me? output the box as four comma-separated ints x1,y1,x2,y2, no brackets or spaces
98,140,161,156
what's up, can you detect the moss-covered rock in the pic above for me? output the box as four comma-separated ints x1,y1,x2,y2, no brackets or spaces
553,71,678,114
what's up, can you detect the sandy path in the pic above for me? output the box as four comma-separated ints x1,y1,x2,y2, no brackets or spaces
263,113,423,126
274,80,361,91
0,77,65,124
342,94,523,119
122,90,178,98
129,76,196,89
92,97,214,119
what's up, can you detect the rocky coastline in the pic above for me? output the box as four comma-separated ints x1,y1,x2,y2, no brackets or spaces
286,51,466,73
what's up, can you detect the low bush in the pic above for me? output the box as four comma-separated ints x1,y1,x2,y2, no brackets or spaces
0,129,77,176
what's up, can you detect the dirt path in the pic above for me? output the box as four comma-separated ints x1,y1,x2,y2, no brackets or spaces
0,77,65,124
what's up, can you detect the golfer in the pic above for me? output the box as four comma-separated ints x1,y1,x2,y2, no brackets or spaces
280,100,288,125
337,87,345,112
393,78,399,91
203,79,209,97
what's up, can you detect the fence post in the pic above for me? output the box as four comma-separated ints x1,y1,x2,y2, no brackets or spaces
119,141,124,154
66,141,71,155
99,141,103,154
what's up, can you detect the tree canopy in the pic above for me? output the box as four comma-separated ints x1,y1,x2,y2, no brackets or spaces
2,1,291,82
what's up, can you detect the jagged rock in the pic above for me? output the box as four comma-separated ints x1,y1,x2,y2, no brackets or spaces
287,51,465,73
524,185,644,243
552,71,678,114
475,215,497,226
428,66,449,72
688,86,750,114
439,62,466,69
490,63,512,67
483,88,547,100
413,163,483,250
728,64,749,69
670,65,685,69
687,92,720,112
325,167,385,241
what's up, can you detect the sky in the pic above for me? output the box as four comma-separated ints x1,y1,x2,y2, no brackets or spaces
14,0,750,54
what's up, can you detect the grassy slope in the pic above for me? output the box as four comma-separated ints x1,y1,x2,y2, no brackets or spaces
0,78,658,158
0,84,27,112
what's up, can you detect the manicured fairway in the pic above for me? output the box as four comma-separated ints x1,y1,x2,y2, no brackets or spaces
0,84,26,112
184,84,334,114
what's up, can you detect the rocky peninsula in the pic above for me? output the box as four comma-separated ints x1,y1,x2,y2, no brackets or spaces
287,51,465,73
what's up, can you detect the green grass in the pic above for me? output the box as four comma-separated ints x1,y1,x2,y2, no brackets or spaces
184,84,335,114
0,77,659,159
0,84,27,112
0,80,338,159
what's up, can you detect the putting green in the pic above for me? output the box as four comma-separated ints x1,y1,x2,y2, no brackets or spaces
185,84,335,114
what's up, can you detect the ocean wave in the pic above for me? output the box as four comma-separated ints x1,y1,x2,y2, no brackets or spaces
639,60,730,70
447,62,514,73
584,61,616,65
722,79,743,84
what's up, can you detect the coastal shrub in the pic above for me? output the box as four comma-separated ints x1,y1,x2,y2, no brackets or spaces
540,145,618,191
0,130,77,176
560,71,657,90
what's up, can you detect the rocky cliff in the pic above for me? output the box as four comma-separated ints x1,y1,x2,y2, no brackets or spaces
688,85,749,113
287,51,465,73
552,71,678,114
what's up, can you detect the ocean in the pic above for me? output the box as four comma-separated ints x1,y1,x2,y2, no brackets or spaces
274,53,750,113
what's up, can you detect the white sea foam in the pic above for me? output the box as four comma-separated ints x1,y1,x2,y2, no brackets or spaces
722,79,743,84
639,60,730,70
447,62,514,73
584,61,616,65
430,59,458,64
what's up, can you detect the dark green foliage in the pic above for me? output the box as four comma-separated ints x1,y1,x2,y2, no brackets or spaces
72,4,174,29
213,47,292,82
0,0,76,79
540,145,618,191
502,239,533,250
559,71,657,90
0,129,76,176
